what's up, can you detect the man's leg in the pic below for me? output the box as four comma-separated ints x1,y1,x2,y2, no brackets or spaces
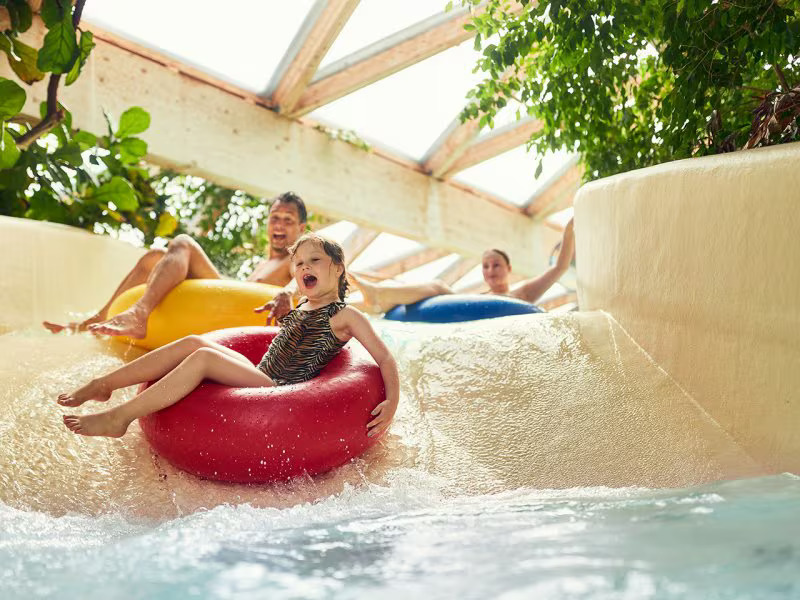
88,234,221,339
348,273,452,314
43,248,167,333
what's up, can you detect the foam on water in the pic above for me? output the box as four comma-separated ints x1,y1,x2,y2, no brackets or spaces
1,313,796,598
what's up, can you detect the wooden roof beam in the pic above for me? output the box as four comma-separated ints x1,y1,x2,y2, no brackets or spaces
341,227,379,265
422,65,525,178
422,114,484,179
441,117,543,177
524,157,583,219
4,16,551,276
266,0,361,114
363,246,450,279
437,257,479,286
289,2,525,117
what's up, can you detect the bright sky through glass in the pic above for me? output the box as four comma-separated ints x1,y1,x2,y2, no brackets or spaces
311,38,487,160
82,0,315,94
321,0,445,68
454,146,574,206
81,1,576,283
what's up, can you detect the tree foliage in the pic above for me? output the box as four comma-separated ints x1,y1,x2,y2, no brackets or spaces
1,1,315,278
461,0,800,180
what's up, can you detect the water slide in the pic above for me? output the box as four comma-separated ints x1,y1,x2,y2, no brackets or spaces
7,135,794,521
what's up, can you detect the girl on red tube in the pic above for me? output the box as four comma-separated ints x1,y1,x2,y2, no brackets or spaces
59,233,399,440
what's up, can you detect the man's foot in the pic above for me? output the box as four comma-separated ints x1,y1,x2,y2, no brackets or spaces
87,306,149,339
63,412,130,438
57,379,112,407
42,312,104,334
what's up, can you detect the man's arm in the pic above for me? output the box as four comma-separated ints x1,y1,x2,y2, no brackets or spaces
253,275,302,322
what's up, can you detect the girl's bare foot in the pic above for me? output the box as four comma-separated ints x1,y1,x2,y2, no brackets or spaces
63,412,130,438
42,312,104,334
87,305,149,339
57,379,112,407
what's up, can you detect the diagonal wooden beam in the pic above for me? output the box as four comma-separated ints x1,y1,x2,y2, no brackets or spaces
422,65,524,178
266,0,361,114
524,158,583,219
422,114,483,178
437,256,479,286
3,16,552,277
289,2,524,117
441,117,543,177
366,247,450,279
341,227,379,265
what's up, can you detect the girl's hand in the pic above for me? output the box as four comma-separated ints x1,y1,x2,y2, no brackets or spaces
367,398,398,438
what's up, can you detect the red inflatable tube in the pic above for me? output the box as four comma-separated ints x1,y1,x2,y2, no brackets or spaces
139,326,387,483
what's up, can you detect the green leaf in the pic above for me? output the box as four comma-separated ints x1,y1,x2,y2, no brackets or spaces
0,164,31,190
9,0,32,32
0,34,45,84
37,13,78,74
534,158,543,179
27,190,70,222
0,127,21,168
115,107,150,138
0,77,26,119
52,141,83,167
155,211,178,237
40,0,65,28
72,130,97,149
91,176,138,211
117,137,148,161
65,30,95,86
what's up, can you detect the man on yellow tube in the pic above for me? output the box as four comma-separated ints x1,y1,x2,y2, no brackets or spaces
42,192,307,341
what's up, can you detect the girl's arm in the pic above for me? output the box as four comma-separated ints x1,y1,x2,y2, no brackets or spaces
336,306,399,438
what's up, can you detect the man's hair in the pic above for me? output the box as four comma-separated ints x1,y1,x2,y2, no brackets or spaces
271,191,307,223
289,233,349,300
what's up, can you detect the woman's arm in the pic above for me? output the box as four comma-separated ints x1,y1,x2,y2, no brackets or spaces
512,218,575,304
336,307,400,438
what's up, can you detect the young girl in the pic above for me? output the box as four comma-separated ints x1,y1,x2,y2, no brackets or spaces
60,233,399,440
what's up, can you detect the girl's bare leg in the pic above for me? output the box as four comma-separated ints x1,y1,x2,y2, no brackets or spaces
348,273,452,313
57,335,252,407
63,348,275,438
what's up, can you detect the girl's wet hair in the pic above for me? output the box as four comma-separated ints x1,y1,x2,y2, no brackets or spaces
289,233,349,300
486,248,511,267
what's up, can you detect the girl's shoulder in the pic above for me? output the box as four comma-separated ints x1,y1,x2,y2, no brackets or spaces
330,304,362,323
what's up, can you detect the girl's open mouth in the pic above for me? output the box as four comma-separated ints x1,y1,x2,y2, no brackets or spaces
303,274,318,288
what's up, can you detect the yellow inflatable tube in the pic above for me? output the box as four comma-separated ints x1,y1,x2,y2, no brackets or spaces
107,279,283,350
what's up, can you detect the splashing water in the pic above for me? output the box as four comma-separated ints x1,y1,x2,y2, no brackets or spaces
1,313,796,599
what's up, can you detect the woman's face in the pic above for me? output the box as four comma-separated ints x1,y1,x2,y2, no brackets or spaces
482,250,511,289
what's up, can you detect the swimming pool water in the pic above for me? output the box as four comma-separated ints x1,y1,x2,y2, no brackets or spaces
1,315,796,599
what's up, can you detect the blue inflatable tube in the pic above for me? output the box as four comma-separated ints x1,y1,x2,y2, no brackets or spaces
383,294,543,323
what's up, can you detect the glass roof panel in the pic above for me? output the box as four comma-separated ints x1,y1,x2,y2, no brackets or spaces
82,0,315,94
321,0,446,68
546,207,575,228
310,39,485,161
396,254,461,284
348,233,425,272
453,146,575,206
315,220,359,242
452,264,484,292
